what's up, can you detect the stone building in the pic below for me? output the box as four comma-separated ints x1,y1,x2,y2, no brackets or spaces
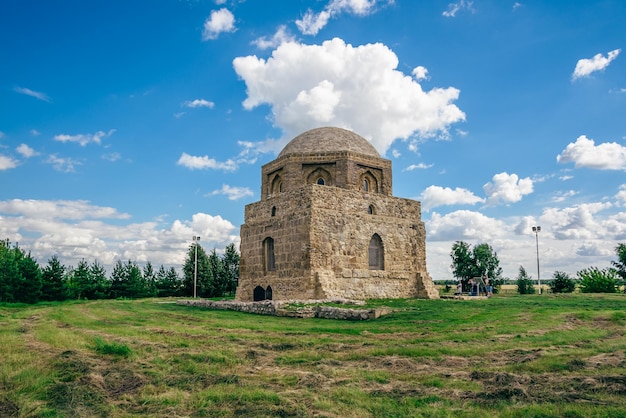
236,127,439,302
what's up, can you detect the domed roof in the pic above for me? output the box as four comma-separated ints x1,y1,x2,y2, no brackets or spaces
278,127,380,158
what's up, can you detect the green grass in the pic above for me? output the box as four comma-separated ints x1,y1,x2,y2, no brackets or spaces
0,293,625,417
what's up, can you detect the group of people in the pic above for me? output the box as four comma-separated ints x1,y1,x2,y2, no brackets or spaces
457,275,493,297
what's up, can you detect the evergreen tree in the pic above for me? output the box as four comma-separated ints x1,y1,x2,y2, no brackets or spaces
41,255,68,301
0,239,23,303
124,260,146,298
156,265,181,297
222,243,240,296
89,261,110,299
69,259,91,299
142,261,158,298
16,251,42,304
516,265,536,294
208,248,226,297
611,243,626,281
109,260,126,299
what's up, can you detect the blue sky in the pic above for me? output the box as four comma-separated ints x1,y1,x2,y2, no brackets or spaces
1,0,625,282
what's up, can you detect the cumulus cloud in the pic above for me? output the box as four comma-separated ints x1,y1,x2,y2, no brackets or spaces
233,38,465,155
54,129,116,147
442,0,474,17
252,25,296,50
557,135,626,170
542,202,612,240
426,210,507,241
0,199,238,268
419,185,484,211
13,86,52,102
16,144,37,158
202,8,236,40
177,152,237,171
183,99,215,108
483,172,533,205
616,185,626,206
572,49,620,80
0,155,18,170
412,66,429,81
296,0,387,35
208,184,254,200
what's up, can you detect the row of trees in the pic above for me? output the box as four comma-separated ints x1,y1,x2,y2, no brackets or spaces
449,240,626,295
0,239,239,304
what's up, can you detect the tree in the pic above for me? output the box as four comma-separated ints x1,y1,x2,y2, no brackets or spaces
68,259,91,299
156,265,182,297
222,243,240,296
142,261,158,298
516,265,535,295
41,255,68,301
89,261,110,299
208,248,227,297
611,244,626,289
450,241,503,291
0,239,24,303
577,267,618,293
17,251,43,304
550,271,576,294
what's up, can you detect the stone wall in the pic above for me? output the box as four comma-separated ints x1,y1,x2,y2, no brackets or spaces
177,299,391,320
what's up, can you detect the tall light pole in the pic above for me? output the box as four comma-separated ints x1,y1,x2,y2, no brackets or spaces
532,226,541,294
192,235,200,298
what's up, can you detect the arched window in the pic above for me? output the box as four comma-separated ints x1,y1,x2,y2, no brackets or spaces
368,205,374,215
361,172,378,193
253,286,265,301
263,237,276,272
306,168,331,186
265,286,273,300
363,179,369,192
368,234,384,270
317,177,325,185
271,175,283,195
271,206,276,217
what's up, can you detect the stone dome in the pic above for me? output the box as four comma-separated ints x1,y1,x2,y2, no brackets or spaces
278,127,380,158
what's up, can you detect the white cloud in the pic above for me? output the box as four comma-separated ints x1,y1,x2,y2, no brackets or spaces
183,99,215,108
16,144,37,158
46,154,82,172
54,129,116,147
233,38,465,155
177,152,237,171
557,135,626,170
419,185,484,211
412,66,429,81
483,172,533,205
30,129,40,136
0,155,18,170
202,8,235,40
102,152,121,162
442,0,474,17
252,25,295,50
427,210,507,241
0,199,238,269
542,202,612,240
13,86,52,102
615,184,626,206
208,184,254,200
405,163,433,171
296,0,389,35
552,190,578,203
513,2,522,11
572,49,620,80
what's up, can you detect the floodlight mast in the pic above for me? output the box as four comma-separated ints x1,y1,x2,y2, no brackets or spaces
192,235,201,298
532,226,541,294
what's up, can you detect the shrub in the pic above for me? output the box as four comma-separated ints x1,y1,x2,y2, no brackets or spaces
516,266,535,295
577,267,618,293
550,271,576,293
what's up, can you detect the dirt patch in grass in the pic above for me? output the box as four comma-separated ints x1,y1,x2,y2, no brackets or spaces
0,396,19,417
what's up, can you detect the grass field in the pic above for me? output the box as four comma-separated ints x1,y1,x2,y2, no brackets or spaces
1,293,625,417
